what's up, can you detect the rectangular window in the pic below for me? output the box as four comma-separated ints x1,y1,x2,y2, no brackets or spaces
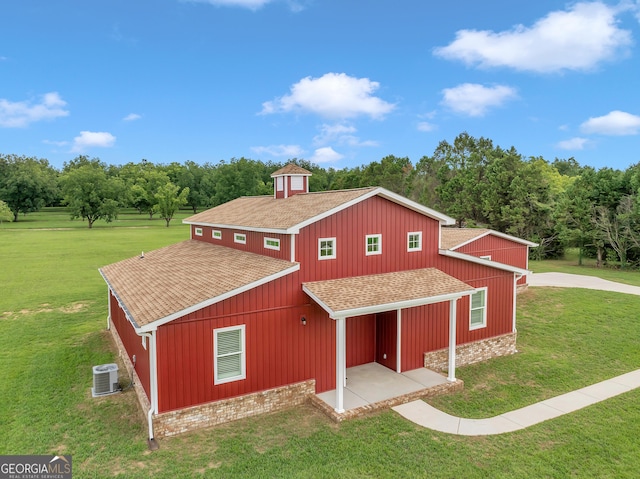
234,233,246,244
212,230,222,240
214,325,246,384
264,237,281,251
365,234,382,256
480,255,492,260
470,288,487,330
318,237,336,260
195,227,203,236
291,176,303,191
276,176,284,191
407,231,422,252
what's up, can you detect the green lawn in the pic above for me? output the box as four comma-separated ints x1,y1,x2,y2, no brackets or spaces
2,215,640,478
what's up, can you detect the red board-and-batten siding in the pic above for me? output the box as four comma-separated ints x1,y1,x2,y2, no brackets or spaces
191,225,291,261
148,194,515,413
274,174,309,199
454,234,530,285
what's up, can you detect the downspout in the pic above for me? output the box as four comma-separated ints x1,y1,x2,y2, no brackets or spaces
513,273,523,333
139,330,159,449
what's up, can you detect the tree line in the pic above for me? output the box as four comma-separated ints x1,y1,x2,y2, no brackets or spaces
2,132,640,267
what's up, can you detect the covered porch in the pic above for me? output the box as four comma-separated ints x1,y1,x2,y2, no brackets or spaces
303,268,476,415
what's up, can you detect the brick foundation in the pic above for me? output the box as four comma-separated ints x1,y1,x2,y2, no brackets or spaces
153,380,316,437
424,332,517,372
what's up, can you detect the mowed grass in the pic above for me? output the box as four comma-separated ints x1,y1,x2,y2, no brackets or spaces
1,213,640,477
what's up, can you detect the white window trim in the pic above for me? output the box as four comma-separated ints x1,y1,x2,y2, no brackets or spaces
318,237,336,260
365,234,382,256
214,325,246,385
276,176,284,191
480,255,492,260
234,233,247,244
407,231,422,252
469,287,488,330
195,227,203,237
212,230,222,240
291,175,304,191
264,237,281,251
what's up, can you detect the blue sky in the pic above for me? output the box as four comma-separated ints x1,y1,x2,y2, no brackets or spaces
1,1,640,171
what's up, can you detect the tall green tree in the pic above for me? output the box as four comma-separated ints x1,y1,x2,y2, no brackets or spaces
59,159,124,228
0,200,13,223
154,182,189,227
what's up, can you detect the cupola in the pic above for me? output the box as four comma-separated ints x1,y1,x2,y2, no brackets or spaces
270,164,312,199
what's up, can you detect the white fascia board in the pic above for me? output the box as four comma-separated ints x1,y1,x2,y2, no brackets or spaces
303,285,474,320
138,263,300,333
450,230,539,250
448,230,493,251
440,249,531,276
99,269,141,329
375,188,456,225
181,220,289,235
271,173,312,177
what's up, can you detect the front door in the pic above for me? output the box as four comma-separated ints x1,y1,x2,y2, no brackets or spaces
375,311,397,371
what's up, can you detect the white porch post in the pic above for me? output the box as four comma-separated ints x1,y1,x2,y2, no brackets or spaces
447,299,457,382
335,317,346,413
396,308,402,373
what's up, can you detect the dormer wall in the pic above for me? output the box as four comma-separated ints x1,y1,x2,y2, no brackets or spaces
273,174,309,199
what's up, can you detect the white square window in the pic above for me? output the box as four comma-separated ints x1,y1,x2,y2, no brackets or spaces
480,255,492,260
264,237,280,251
234,233,246,244
195,227,203,236
212,230,222,240
318,237,336,260
407,231,422,252
365,234,382,256
214,325,246,385
470,288,487,330
291,176,303,191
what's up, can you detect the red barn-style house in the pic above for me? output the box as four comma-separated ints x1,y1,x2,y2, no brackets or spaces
100,165,534,441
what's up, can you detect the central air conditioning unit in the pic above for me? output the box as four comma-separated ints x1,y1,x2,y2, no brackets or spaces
91,363,120,397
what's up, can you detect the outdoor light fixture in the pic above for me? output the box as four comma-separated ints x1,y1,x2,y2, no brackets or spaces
300,316,307,326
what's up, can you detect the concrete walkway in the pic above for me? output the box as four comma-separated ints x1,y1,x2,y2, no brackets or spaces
393,272,640,435
393,370,640,435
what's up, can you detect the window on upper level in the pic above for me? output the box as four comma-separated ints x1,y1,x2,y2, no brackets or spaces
407,231,422,252
470,288,487,330
214,325,246,385
234,233,246,244
365,234,382,256
195,227,203,236
276,176,284,191
212,230,222,240
291,176,303,191
318,237,336,260
264,237,280,251
480,255,492,260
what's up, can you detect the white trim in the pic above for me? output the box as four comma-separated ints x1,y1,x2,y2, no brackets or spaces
195,227,203,237
447,299,457,382
183,221,290,235
264,237,281,251
396,309,402,373
469,287,488,330
276,176,284,192
107,288,112,331
212,229,222,240
303,285,473,320
138,264,300,332
335,318,346,413
318,237,336,260
290,234,296,262
234,232,247,244
512,274,517,333
214,325,246,385
365,234,382,256
290,175,304,191
448,229,539,250
439,249,531,275
480,255,492,260
407,231,422,252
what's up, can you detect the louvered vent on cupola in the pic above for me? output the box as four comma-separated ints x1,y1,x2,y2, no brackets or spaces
270,164,312,199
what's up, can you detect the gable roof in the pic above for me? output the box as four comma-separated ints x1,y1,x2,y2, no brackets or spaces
271,164,312,176
303,268,475,319
441,227,538,250
100,240,298,331
184,187,455,234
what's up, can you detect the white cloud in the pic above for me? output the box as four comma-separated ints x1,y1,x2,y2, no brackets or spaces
0,92,69,128
309,146,344,164
434,2,632,73
183,0,272,10
123,113,142,121
580,110,640,135
43,139,70,147
312,123,378,147
251,144,304,157
441,83,517,117
261,73,396,120
71,131,116,153
417,121,436,132
556,137,589,150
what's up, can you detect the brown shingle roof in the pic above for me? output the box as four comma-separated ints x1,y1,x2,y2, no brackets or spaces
440,228,489,250
184,188,377,231
100,240,297,328
303,268,474,317
271,164,312,176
